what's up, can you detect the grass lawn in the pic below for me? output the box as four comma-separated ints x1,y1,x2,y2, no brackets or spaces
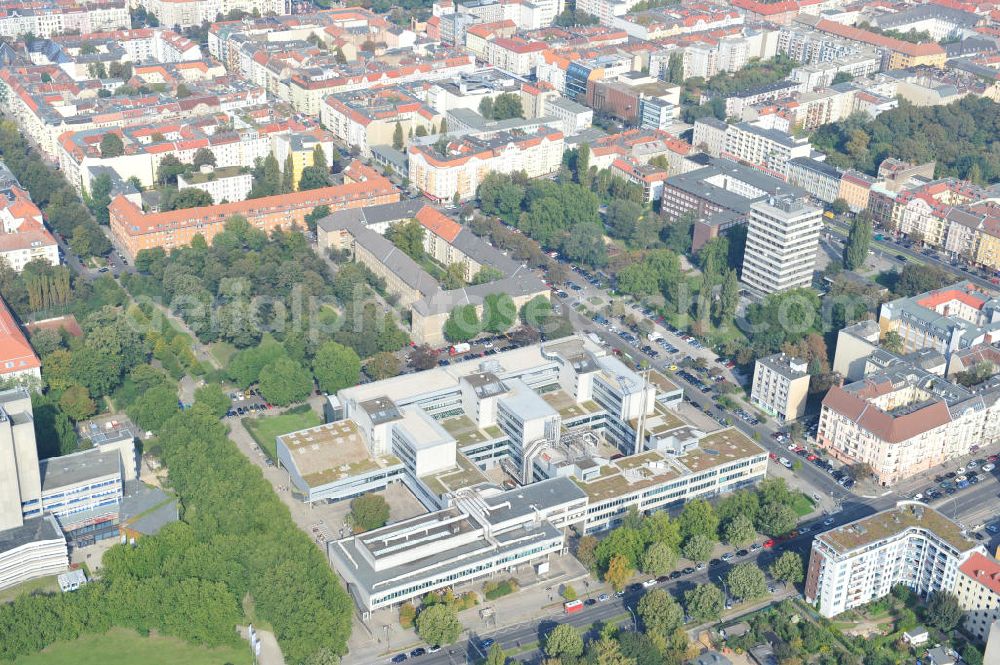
0,575,59,604
790,492,815,517
209,342,237,367
244,409,322,460
13,627,251,665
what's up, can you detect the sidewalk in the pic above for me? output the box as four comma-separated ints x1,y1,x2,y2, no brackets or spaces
343,554,592,665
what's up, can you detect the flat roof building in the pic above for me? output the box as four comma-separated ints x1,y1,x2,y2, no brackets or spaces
741,196,823,295
805,502,982,618
751,353,810,423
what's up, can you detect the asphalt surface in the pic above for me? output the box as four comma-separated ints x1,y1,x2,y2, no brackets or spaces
824,217,997,291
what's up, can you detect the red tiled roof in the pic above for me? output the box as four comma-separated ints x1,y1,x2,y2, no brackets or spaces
815,19,945,57
959,552,1000,595
0,297,40,375
821,383,953,443
415,206,461,243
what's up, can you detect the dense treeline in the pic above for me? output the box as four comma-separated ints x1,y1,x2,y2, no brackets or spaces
478,172,608,267
0,404,353,664
0,121,110,258
810,97,1000,182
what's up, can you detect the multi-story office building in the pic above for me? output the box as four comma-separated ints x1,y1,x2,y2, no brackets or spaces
805,502,982,618
750,353,810,423
318,337,767,614
741,196,823,295
956,552,1000,643
816,349,1000,486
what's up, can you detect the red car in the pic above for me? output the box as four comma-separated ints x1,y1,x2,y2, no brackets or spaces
989,454,999,463
763,539,775,548
807,454,817,461
769,452,778,460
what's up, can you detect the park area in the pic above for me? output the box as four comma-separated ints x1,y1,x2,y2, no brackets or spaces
12,628,251,665
243,406,322,460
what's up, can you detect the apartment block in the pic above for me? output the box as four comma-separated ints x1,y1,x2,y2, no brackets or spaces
805,502,982,618
110,161,397,261
407,128,563,203
322,88,441,159
176,166,252,205
741,196,823,295
816,350,1000,485
956,553,1000,643
723,122,812,179
0,186,59,272
877,282,1000,359
0,0,129,38
0,298,41,387
786,156,842,205
750,353,810,423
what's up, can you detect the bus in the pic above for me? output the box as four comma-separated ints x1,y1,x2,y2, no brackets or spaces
564,600,584,614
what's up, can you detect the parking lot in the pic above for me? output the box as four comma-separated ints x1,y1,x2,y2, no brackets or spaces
226,387,273,418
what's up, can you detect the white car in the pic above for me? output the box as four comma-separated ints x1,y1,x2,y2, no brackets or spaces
642,579,657,588
983,463,995,472
779,457,793,469
913,493,924,501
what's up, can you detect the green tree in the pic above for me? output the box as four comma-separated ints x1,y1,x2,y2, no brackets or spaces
31,392,77,458
595,527,645,569
755,502,797,537
595,636,634,665
385,219,425,260
350,494,390,532
561,585,577,601
193,383,230,418
192,147,216,168
678,499,719,541
157,154,186,186
576,535,598,570
362,352,399,381
723,514,756,548
416,604,461,646
443,305,480,343
163,187,213,210
485,642,507,665
305,204,330,232
545,624,584,659
717,269,739,323
727,563,767,600
685,583,724,622
58,384,96,421
844,212,873,270
640,541,678,576
637,588,683,636
312,144,328,171
640,511,682,551
769,551,804,586
478,96,494,119
482,293,516,334
282,153,294,193
259,357,312,406
576,143,591,189
925,591,962,631
491,93,523,120
393,122,404,150
313,341,361,394
127,383,180,432
681,534,714,562
298,165,330,191
100,132,124,157
605,554,633,592
665,52,683,84
881,330,904,354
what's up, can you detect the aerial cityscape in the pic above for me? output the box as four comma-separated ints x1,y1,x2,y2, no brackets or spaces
0,0,998,663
